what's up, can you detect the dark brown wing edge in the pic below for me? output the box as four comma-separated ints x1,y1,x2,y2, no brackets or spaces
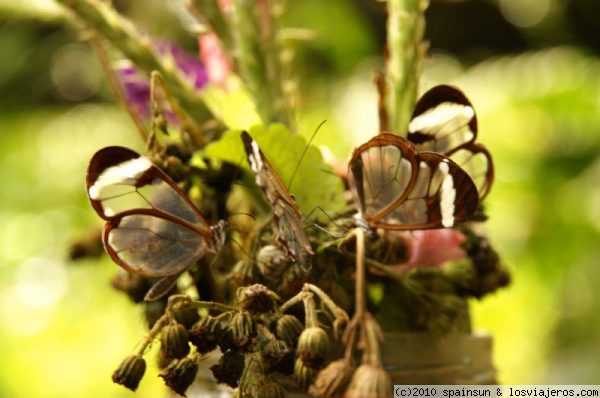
367,151,479,230
408,84,478,146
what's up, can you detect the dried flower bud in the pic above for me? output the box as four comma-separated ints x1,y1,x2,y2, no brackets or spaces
160,357,199,397
210,350,245,388
254,378,289,398
172,305,200,329
161,323,191,359
276,315,303,346
111,354,146,391
111,272,151,303
309,359,354,398
231,311,256,349
344,364,392,398
236,284,280,314
189,316,220,354
293,358,318,391
297,327,329,368
257,245,289,281
263,339,293,372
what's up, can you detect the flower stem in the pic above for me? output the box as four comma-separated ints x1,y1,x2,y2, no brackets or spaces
56,0,214,137
230,0,291,125
386,0,428,134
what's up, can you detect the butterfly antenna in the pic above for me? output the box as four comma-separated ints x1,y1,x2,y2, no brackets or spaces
287,120,327,192
229,237,255,261
303,205,350,234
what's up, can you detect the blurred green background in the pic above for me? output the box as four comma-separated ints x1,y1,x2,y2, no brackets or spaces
1,0,600,396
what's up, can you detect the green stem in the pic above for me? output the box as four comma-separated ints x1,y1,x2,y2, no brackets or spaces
56,0,214,138
230,0,290,125
302,293,318,328
386,0,428,134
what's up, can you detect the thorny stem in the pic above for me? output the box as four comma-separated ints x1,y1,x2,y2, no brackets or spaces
386,0,428,133
90,38,147,142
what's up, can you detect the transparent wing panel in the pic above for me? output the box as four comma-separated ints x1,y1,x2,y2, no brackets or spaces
106,214,208,277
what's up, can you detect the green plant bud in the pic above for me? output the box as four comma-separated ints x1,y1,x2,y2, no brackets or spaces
210,350,245,388
172,305,200,329
293,358,317,391
236,283,280,314
189,316,220,354
111,354,146,391
257,245,289,281
254,377,289,398
308,359,354,398
160,357,199,397
161,323,191,359
296,327,329,368
231,311,256,349
343,364,392,398
276,315,303,346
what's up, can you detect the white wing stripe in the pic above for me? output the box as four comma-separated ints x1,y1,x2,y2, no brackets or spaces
89,157,152,199
439,161,456,227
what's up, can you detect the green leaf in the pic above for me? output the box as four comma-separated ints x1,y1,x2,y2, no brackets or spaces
201,124,345,217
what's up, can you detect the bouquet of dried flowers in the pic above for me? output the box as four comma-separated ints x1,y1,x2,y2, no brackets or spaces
63,0,509,396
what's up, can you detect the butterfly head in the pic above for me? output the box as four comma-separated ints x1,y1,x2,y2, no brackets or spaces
211,219,228,252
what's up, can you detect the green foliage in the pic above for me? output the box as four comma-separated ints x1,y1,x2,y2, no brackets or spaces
201,124,345,216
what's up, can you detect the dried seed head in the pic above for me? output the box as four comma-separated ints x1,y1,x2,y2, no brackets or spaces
160,357,199,397
309,359,354,398
262,339,293,371
293,358,318,391
231,311,256,349
343,364,392,398
172,304,200,329
210,351,245,388
297,327,330,368
161,323,191,359
236,284,280,314
230,260,263,287
111,354,146,391
254,377,289,398
188,316,220,354
276,314,303,346
278,264,309,298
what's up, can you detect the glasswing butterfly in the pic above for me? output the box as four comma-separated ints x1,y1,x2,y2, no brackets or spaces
86,146,226,301
240,131,314,267
348,85,493,231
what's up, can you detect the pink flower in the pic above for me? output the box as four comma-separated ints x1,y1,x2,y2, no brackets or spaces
199,33,233,89
391,229,467,271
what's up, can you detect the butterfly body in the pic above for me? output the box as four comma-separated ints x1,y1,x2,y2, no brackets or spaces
240,131,313,266
86,146,225,300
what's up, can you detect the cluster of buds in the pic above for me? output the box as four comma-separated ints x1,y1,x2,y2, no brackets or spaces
110,284,348,397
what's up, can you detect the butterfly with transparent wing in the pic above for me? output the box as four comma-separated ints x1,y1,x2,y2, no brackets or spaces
86,146,226,301
407,84,494,200
240,131,314,269
348,85,493,231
